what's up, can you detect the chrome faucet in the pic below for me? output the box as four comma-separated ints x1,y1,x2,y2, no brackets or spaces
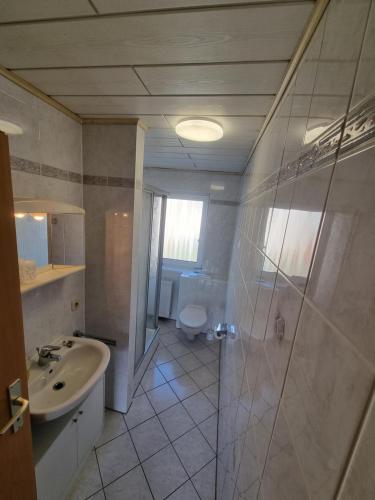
36,345,62,366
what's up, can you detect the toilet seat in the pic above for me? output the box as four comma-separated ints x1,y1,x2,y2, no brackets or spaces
179,305,207,328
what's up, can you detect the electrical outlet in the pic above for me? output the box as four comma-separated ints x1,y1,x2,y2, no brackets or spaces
71,299,80,311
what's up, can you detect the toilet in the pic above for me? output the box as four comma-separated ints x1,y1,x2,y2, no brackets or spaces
179,304,207,341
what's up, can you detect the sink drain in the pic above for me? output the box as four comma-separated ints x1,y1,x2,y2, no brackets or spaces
53,381,65,391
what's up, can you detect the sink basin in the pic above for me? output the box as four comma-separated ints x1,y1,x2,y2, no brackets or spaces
28,336,110,423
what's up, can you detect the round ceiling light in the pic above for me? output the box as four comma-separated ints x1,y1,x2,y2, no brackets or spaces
0,119,23,135
175,119,223,142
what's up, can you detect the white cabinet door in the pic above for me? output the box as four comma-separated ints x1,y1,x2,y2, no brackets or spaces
77,378,104,464
35,418,77,500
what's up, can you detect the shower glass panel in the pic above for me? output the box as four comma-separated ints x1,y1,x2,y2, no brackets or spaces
134,190,166,370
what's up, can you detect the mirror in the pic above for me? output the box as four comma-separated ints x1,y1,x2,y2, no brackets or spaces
15,214,49,267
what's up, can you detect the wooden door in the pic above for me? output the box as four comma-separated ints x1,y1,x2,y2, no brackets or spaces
0,132,37,499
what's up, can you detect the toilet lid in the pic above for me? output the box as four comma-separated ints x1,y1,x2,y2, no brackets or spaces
180,305,207,328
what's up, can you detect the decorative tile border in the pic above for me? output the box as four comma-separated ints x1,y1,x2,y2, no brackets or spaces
83,174,134,188
241,95,375,204
11,155,82,184
11,156,41,175
10,155,135,188
210,199,239,207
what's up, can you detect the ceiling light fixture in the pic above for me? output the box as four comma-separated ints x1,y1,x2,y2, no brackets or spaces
0,119,23,135
175,119,223,142
32,213,46,221
210,184,225,191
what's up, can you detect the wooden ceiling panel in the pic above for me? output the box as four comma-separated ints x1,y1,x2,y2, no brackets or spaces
14,67,148,95
0,4,313,68
53,95,274,116
0,1,315,173
145,137,182,147
0,0,95,23
137,62,288,95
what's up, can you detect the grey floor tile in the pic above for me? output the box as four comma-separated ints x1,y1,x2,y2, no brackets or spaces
153,346,174,365
160,331,179,346
177,353,203,372
194,347,218,364
189,366,217,389
187,339,206,352
157,359,185,381
168,480,200,500
96,409,127,448
88,490,105,500
105,465,153,500
96,433,139,486
130,416,170,461
124,393,155,429
209,342,220,354
203,382,219,409
159,320,176,334
191,459,216,500
148,383,179,413
199,413,218,451
173,427,215,476
158,403,195,441
206,360,220,377
134,384,145,397
141,365,166,392
167,341,191,358
169,374,200,400
182,391,216,424
143,445,188,500
67,450,102,500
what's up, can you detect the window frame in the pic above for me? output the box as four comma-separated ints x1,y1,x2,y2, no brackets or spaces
162,193,209,270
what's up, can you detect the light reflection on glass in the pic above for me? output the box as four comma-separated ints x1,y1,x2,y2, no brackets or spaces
264,208,322,278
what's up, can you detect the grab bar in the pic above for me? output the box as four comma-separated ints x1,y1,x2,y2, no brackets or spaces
73,330,117,347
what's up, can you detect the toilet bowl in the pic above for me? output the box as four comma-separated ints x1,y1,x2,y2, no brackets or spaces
179,304,207,341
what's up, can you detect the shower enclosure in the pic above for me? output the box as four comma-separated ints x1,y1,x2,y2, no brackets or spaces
134,188,166,370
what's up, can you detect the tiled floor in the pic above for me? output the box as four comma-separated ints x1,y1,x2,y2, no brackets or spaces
67,320,219,500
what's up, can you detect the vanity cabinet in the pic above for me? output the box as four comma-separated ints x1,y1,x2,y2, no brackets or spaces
33,377,104,500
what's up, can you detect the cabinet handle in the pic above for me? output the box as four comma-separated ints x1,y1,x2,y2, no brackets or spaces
73,418,78,423
79,411,83,415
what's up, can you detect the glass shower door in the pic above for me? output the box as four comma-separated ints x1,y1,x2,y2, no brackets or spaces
145,195,164,350
134,191,166,370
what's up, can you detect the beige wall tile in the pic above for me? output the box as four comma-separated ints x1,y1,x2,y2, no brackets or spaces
282,302,374,498
338,390,375,500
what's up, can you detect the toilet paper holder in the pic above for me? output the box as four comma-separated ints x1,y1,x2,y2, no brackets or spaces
213,322,236,340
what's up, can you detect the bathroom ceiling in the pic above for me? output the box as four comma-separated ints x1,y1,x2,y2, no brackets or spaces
0,0,314,173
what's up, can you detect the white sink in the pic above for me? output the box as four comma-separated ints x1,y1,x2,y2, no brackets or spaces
28,336,110,423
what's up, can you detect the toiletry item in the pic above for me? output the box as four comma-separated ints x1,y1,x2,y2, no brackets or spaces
19,259,37,283
206,330,214,342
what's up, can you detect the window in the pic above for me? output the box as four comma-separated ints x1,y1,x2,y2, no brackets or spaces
163,196,207,267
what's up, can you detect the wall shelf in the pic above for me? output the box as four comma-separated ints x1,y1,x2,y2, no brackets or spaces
20,265,85,294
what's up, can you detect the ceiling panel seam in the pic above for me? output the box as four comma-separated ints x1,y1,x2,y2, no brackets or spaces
50,93,276,97
87,0,99,15
131,67,152,95
11,60,291,71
